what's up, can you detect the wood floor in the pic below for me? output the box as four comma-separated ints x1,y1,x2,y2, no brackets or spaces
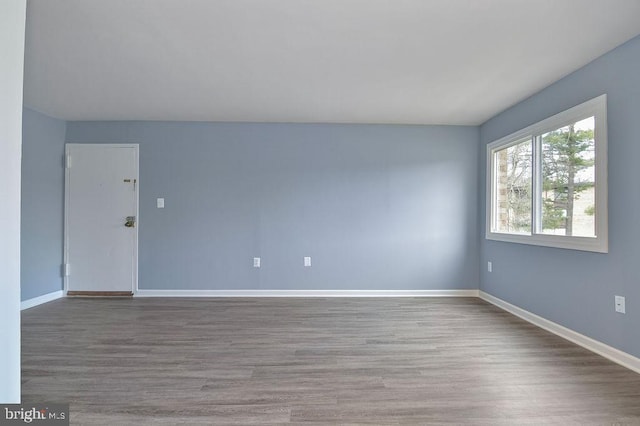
21,297,640,425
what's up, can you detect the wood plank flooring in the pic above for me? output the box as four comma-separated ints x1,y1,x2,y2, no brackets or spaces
21,297,640,425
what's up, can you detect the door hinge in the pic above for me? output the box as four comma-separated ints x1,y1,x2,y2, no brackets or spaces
63,263,70,277
65,154,72,169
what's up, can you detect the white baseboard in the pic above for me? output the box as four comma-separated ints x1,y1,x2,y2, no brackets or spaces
479,291,640,374
21,290,64,310
136,289,480,298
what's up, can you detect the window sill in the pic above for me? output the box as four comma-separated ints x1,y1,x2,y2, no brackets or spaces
486,231,608,253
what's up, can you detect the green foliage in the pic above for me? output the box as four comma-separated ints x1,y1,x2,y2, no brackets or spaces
542,197,565,229
541,124,595,234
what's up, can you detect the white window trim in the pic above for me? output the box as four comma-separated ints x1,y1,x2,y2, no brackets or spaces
486,94,608,253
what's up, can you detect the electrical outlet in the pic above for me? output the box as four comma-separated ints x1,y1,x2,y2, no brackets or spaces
304,256,312,267
487,261,492,272
253,257,261,268
615,295,625,314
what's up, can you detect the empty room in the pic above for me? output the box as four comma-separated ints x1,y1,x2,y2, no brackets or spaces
3,0,640,424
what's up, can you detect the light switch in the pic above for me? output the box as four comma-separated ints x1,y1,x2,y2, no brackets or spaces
253,257,261,268
157,198,165,208
304,256,312,267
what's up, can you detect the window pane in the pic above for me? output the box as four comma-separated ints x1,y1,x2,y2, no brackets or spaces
494,138,532,234
541,116,595,237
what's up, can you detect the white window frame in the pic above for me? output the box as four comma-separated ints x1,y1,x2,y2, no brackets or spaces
486,94,608,253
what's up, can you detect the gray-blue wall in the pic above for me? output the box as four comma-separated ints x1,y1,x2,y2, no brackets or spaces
21,107,66,301
479,35,640,358
66,122,479,291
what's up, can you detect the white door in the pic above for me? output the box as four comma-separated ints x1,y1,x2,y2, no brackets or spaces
65,144,139,294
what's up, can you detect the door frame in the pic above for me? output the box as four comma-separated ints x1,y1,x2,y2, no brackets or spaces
63,143,140,295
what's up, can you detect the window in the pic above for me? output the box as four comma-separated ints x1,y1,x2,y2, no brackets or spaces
486,95,607,253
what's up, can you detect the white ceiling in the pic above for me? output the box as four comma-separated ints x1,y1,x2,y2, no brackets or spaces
23,0,640,125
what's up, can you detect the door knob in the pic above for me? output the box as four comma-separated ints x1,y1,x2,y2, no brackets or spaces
125,216,136,228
